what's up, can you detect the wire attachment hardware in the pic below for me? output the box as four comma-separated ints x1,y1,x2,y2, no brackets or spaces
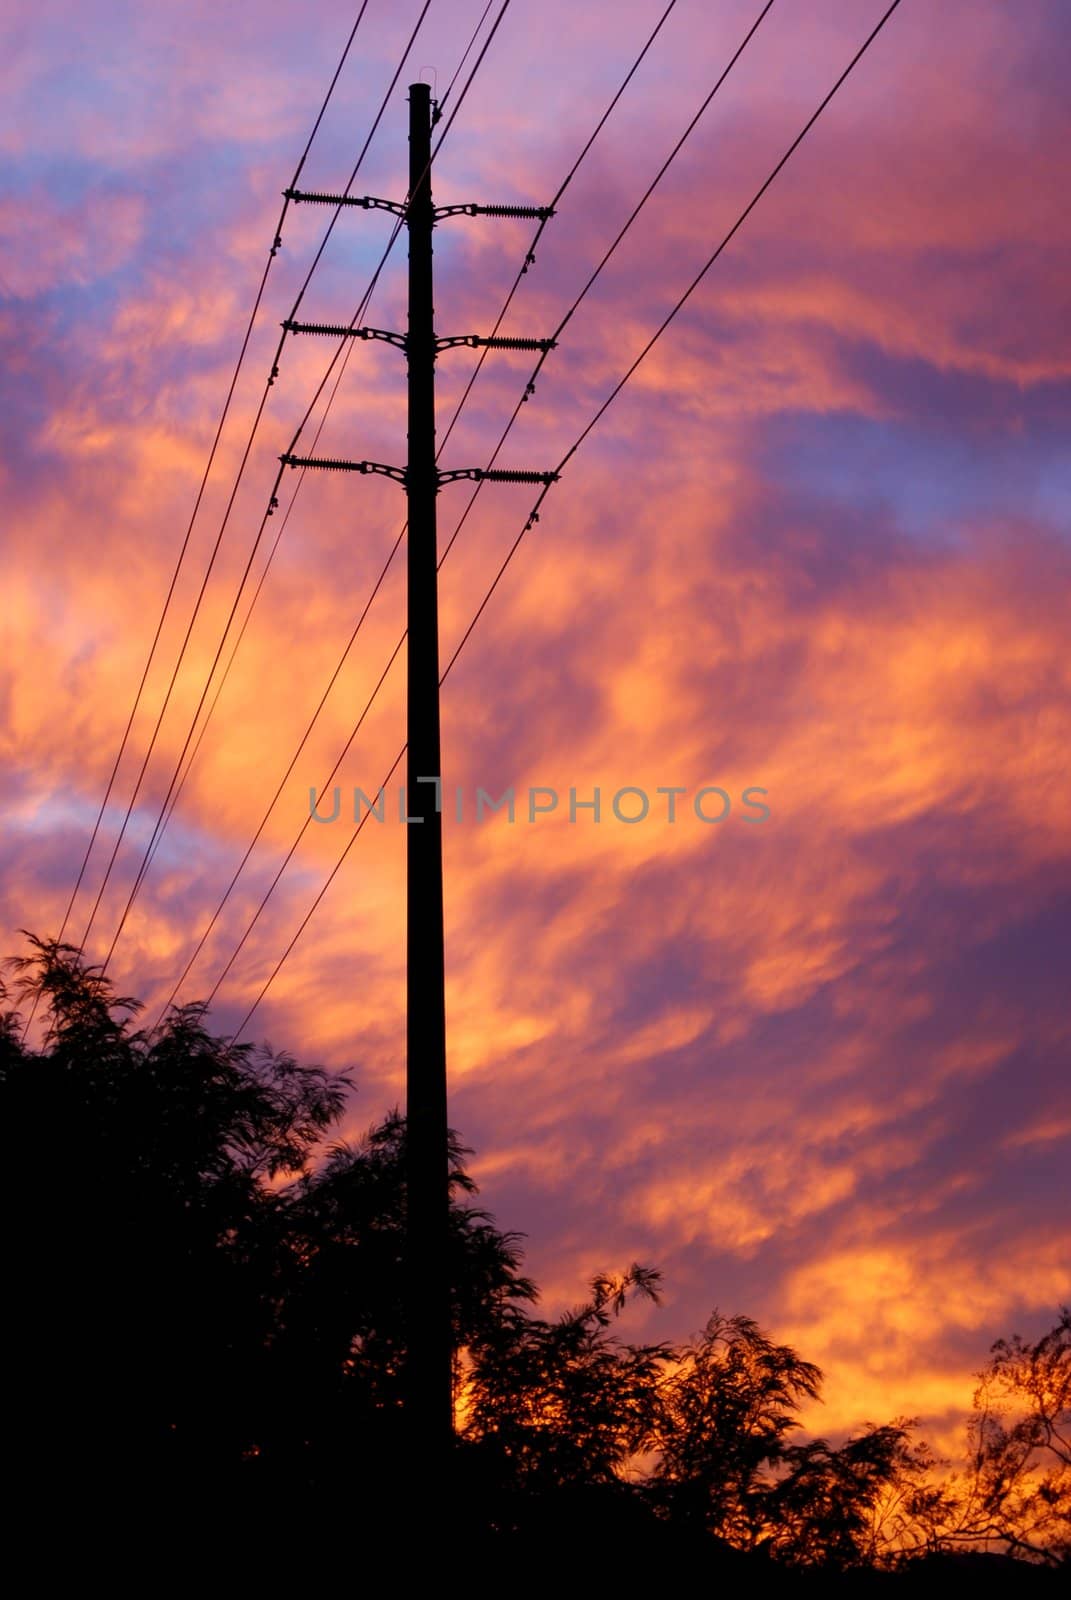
280,456,558,490
434,202,556,221
280,454,407,484
437,468,560,486
283,188,408,217
283,321,407,349
434,333,557,354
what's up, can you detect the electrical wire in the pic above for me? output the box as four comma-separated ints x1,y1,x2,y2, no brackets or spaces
20,2,372,1041
98,0,515,973
434,0,777,570
224,0,906,1042
78,1,436,967
149,0,685,1024
438,0,497,111
144,0,521,883
176,0,772,1015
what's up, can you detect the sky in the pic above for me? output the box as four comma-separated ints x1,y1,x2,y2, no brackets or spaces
2,0,1070,1449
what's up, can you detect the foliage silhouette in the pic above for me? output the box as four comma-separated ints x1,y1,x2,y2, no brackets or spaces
2,933,1067,1582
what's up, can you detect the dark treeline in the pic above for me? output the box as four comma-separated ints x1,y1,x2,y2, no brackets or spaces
2,934,1067,1584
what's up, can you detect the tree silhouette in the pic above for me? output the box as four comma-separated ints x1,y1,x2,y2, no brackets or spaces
898,1311,1071,1568
649,1311,822,1541
1,936,535,1535
3,931,1068,1579
641,1312,930,1570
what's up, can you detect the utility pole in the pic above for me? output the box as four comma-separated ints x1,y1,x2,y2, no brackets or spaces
280,85,559,1468
403,78,451,1457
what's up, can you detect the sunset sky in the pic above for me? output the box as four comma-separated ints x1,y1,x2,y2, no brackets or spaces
3,0,1070,1447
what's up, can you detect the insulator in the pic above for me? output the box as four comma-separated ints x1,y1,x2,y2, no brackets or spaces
283,187,368,208
479,469,559,484
281,454,365,473
283,320,361,339
474,203,555,219
478,335,557,352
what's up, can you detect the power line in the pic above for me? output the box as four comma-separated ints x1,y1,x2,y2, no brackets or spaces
108,3,515,967
438,0,497,111
97,1,515,974
139,0,509,884
66,3,371,946
435,0,777,565
140,331,375,889
78,1,436,966
86,2,446,969
20,2,373,1042
177,0,772,1014
432,0,683,468
165,9,522,1012
157,0,682,871
223,0,906,1042
150,0,686,1024
147,529,405,1030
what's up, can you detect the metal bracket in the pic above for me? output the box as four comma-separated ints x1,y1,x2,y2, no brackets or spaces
284,323,554,358
283,320,407,349
438,468,560,486
284,191,555,227
434,202,556,222
435,333,557,354
359,327,408,349
280,455,559,490
280,453,407,483
284,188,407,217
